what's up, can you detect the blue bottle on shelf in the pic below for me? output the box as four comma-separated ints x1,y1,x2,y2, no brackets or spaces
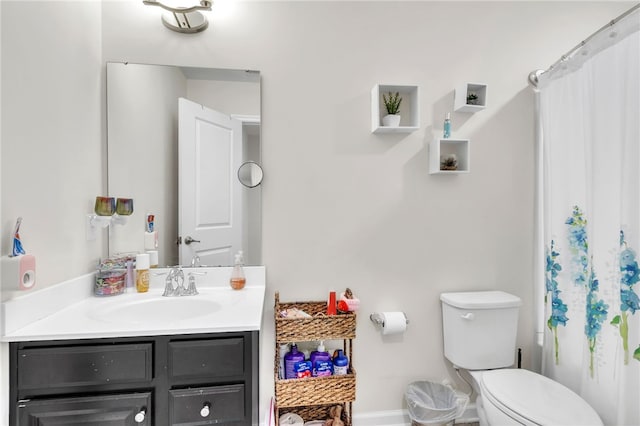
284,344,305,379
443,112,451,138
333,349,349,375
310,341,331,377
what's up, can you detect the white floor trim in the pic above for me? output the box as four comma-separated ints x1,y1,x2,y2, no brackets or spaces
352,404,478,426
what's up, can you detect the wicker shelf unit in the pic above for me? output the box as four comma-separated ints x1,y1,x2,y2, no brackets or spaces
274,292,356,425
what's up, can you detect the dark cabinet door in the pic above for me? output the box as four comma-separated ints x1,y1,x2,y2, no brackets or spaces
168,337,245,382
17,392,151,426
169,384,246,425
17,343,153,392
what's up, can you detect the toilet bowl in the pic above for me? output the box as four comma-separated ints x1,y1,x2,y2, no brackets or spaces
469,369,602,426
440,291,603,426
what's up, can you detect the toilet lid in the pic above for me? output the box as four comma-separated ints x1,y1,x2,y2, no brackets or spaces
480,369,603,426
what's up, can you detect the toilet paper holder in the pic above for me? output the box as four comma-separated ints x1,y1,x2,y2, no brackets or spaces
370,312,409,327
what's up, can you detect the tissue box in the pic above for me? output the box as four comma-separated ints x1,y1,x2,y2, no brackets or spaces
340,293,360,312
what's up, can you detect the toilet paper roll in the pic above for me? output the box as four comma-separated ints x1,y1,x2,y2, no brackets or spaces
279,413,303,426
381,311,407,335
1,254,36,291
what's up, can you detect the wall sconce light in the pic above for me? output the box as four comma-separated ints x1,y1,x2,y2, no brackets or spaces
143,0,213,34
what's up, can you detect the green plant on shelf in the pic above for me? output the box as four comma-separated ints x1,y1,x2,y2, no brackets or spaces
466,92,479,105
383,91,402,115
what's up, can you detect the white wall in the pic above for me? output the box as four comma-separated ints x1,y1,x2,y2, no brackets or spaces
0,1,103,423
1,1,104,293
0,0,634,421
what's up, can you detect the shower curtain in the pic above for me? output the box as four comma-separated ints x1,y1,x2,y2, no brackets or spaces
537,9,639,426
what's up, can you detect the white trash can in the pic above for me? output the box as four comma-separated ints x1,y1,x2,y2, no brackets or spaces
405,381,469,426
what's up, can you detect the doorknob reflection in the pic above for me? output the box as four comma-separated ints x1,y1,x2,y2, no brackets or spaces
184,236,201,245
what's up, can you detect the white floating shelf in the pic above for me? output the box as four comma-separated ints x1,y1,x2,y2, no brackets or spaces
454,83,487,113
429,138,470,174
371,84,420,133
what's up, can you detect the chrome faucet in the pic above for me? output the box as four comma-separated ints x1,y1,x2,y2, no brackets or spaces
162,266,206,297
190,254,201,267
185,271,206,295
162,266,185,297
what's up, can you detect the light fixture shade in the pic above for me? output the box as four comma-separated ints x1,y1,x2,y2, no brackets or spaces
162,11,208,33
143,0,212,33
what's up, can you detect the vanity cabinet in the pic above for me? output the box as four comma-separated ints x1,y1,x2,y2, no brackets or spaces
9,331,258,426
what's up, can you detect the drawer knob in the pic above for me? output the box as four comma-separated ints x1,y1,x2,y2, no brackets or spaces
200,402,211,417
134,408,146,423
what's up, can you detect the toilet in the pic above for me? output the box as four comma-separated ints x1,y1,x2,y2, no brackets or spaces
440,291,603,426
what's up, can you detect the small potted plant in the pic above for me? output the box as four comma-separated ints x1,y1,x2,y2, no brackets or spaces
466,92,479,105
382,91,402,127
440,154,458,171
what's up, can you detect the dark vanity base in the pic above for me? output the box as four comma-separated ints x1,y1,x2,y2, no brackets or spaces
9,331,258,426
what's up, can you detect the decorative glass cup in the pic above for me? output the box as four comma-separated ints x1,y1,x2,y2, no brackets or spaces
116,198,134,216
94,196,116,216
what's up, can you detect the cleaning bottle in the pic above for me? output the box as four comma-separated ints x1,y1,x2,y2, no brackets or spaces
310,341,332,377
229,251,246,290
284,343,305,379
333,349,349,375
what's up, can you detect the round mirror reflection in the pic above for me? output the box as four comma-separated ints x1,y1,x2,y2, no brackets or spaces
238,161,264,188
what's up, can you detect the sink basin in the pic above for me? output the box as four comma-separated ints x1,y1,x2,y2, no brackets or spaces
90,296,221,325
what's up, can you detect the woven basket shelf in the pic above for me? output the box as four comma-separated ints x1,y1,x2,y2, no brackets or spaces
274,292,356,342
276,403,352,426
274,291,356,425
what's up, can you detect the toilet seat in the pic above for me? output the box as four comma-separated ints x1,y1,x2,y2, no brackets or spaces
478,369,603,426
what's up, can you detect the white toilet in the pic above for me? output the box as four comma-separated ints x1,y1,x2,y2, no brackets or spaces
440,290,603,426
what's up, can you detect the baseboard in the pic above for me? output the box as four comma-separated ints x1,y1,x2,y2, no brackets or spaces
352,403,478,426
353,409,410,426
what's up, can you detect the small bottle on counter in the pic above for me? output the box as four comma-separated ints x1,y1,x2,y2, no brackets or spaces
230,252,246,290
135,253,150,293
147,250,159,268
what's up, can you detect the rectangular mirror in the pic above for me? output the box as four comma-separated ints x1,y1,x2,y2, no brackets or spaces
106,62,261,267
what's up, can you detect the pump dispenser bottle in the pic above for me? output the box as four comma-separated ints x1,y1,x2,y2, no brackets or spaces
310,341,332,377
230,252,246,290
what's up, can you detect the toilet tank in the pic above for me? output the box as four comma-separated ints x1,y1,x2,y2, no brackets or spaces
440,291,522,370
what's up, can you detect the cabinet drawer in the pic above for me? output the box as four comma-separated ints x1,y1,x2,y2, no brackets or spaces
17,391,151,425
169,337,244,380
169,384,245,425
17,343,153,390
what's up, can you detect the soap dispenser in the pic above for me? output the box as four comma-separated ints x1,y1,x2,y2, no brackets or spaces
229,251,246,290
310,341,331,377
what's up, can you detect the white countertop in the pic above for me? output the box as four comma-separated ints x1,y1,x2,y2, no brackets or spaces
1,266,266,342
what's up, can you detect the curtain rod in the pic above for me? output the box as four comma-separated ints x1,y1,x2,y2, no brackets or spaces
528,3,640,87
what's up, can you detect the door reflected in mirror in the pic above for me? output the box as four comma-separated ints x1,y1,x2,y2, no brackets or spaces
107,62,261,267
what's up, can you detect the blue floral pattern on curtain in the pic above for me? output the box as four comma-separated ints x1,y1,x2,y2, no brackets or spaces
545,240,568,364
612,231,640,364
565,206,609,377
